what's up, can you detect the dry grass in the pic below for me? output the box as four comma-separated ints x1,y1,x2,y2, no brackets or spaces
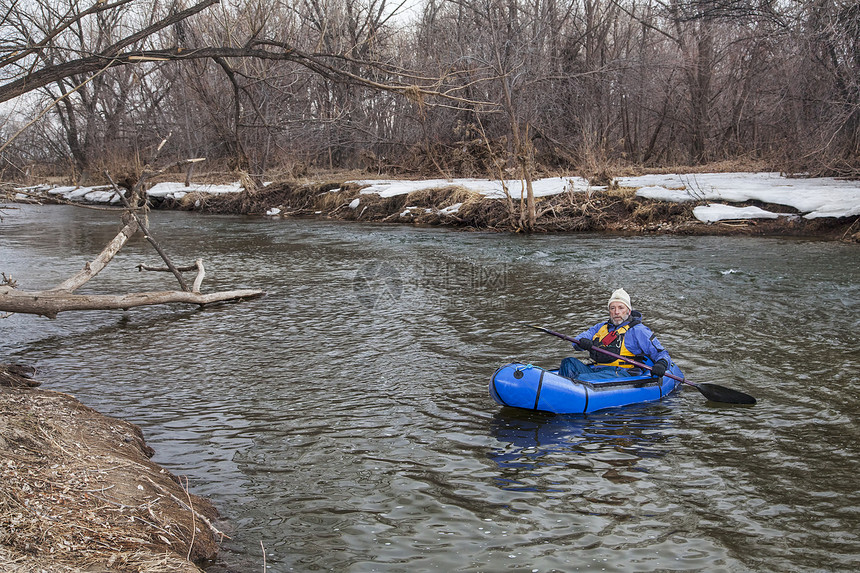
627,157,775,176
604,186,638,199
403,185,475,207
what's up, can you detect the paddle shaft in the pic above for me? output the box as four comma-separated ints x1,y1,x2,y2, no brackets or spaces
531,325,686,384
525,323,756,405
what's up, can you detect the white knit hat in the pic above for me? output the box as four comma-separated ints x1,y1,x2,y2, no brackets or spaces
607,288,631,310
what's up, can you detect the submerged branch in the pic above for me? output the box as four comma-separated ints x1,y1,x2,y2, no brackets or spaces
138,258,206,293
106,170,190,291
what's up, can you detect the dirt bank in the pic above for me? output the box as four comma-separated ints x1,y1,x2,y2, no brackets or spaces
158,180,860,242
0,364,221,573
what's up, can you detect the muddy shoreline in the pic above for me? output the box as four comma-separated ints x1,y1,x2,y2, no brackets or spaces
0,365,222,573
157,180,860,242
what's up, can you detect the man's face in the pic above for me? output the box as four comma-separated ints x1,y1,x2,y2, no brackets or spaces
609,302,630,325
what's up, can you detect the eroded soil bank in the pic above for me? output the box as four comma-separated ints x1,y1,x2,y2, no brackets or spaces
0,364,222,573
158,180,860,241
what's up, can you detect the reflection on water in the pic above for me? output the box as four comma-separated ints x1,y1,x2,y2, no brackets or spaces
488,406,674,492
2,205,859,572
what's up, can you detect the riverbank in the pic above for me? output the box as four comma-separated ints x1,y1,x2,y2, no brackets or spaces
7,172,860,241
179,179,860,241
0,364,221,573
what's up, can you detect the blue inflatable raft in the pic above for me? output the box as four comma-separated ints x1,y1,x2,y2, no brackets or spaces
489,362,684,414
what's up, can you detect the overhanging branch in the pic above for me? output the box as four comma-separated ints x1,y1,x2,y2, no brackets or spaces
0,46,496,109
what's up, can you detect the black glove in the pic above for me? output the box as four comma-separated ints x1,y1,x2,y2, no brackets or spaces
651,359,668,378
577,337,593,351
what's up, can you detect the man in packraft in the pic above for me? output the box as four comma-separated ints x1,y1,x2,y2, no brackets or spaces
559,288,672,381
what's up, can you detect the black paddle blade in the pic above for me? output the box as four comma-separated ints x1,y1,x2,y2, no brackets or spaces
694,382,756,405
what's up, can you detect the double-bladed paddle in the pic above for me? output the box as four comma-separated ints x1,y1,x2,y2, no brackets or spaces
523,323,756,405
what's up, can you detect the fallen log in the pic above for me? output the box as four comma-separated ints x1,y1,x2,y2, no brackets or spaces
2,150,264,318
0,285,264,318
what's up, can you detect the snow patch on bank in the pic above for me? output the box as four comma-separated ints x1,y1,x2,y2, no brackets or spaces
353,176,596,199
692,204,793,223
621,172,860,219
147,181,245,201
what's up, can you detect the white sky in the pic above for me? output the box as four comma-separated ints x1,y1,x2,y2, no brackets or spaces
19,172,860,222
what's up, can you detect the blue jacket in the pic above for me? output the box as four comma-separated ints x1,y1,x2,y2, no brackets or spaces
574,311,671,366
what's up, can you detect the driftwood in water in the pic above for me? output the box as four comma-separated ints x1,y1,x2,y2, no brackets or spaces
0,286,263,318
0,363,39,387
1,206,264,318
1,141,263,317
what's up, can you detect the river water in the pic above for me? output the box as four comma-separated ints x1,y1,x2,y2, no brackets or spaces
2,204,859,572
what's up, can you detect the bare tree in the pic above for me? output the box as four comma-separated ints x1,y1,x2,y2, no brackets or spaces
0,0,488,149
787,0,860,174
412,0,579,230
3,0,859,192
